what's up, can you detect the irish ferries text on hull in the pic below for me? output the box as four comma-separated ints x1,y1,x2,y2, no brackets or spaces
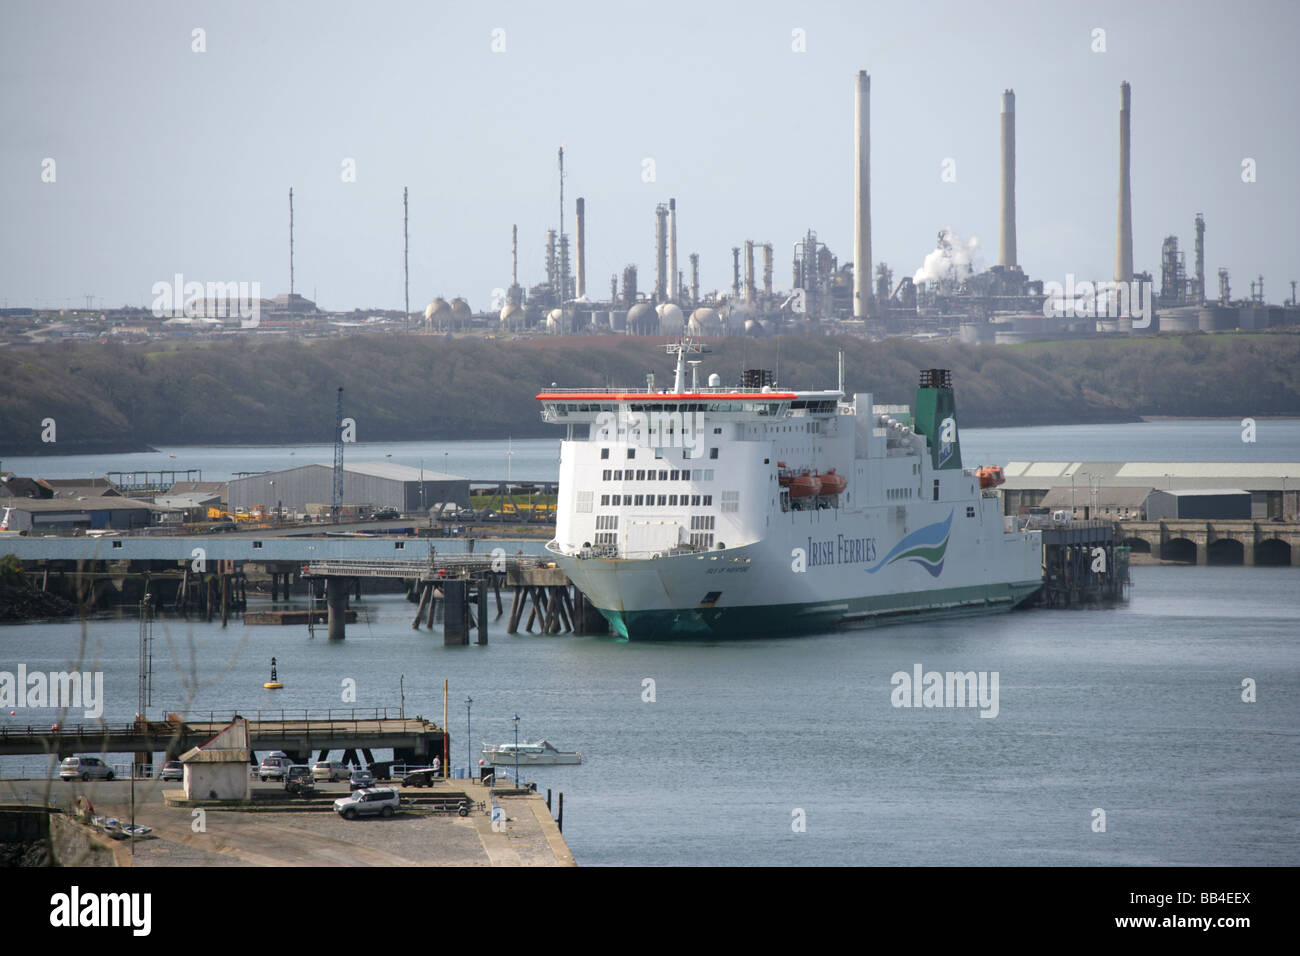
540,342,1042,639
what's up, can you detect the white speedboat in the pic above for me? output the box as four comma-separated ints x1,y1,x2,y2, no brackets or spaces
482,740,582,766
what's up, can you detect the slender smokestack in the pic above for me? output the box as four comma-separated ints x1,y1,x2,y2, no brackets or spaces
689,253,699,307
744,240,755,303
1193,212,1205,303
1115,81,1133,283
668,198,678,301
575,197,586,299
999,90,1016,268
762,243,773,295
732,247,741,297
655,203,668,303
853,70,872,319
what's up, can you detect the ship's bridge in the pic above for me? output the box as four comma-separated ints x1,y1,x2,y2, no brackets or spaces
536,389,843,427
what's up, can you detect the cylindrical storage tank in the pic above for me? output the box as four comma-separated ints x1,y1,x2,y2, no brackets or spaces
1156,305,1198,332
657,302,684,335
1197,305,1234,331
627,302,657,335
610,309,628,332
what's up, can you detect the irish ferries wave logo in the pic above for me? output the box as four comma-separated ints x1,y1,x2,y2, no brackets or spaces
865,510,953,578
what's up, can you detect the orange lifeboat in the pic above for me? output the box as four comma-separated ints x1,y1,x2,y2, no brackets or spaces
819,469,847,495
787,470,822,499
975,465,1005,489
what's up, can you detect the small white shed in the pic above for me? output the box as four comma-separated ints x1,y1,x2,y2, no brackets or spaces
181,718,251,801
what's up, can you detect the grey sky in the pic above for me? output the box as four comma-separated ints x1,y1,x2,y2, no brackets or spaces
2,0,1297,312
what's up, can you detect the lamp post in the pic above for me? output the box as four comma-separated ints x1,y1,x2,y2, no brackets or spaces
465,696,472,780
512,714,520,787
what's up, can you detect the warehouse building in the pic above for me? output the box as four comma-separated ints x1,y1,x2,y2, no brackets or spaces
1001,462,1299,520
0,497,155,532
226,462,468,517
1145,489,1252,521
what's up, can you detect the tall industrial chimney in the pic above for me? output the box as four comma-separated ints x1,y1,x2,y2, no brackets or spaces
655,203,668,303
762,243,773,295
744,240,756,303
732,247,741,297
1193,212,1205,303
668,198,679,301
999,90,1017,268
576,197,586,299
1115,81,1133,283
689,253,700,307
853,70,872,318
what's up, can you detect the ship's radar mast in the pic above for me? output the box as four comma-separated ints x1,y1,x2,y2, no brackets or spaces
665,335,710,392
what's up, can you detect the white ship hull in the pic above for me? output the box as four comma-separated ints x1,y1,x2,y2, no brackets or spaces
549,498,1041,639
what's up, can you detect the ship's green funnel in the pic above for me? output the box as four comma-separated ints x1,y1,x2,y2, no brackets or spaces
913,368,962,471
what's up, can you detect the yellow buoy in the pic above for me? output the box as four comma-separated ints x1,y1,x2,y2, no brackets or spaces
265,657,283,690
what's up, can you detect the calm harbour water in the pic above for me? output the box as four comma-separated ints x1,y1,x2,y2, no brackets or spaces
2,420,1298,866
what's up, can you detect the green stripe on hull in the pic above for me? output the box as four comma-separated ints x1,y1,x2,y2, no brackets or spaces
597,581,1043,640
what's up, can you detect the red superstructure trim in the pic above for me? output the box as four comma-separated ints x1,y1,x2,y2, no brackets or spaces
535,392,799,402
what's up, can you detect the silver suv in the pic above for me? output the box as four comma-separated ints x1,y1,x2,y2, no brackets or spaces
59,756,114,781
333,788,400,820
258,753,292,781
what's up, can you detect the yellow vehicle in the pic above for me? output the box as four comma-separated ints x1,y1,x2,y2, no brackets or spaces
207,507,257,523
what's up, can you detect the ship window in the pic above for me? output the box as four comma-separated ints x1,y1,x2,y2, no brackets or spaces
670,470,680,480
669,495,678,506
710,448,719,459
601,448,610,459
933,479,940,502
659,470,668,480
691,495,701,506
627,448,635,459
657,495,667,506
634,495,644,506
602,470,611,481
611,495,621,505
703,495,713,506
720,491,739,513
601,495,610,506
613,470,622,480
576,491,594,513
714,427,722,434
636,469,646,480
704,469,714,481
966,506,976,518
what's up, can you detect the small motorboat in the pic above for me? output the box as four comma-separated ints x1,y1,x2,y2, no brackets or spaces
818,469,847,495
481,740,582,766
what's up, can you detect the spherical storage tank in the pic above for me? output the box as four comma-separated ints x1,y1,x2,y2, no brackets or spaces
744,318,765,337
688,307,722,336
424,298,450,326
627,303,657,335
499,303,525,328
656,303,684,335
450,298,472,323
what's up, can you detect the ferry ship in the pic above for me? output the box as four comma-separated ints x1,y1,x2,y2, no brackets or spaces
538,341,1043,639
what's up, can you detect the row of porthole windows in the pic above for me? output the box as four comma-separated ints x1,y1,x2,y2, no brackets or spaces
601,448,719,460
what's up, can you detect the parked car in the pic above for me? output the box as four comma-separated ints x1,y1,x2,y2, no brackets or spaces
372,507,400,520
348,768,375,791
401,768,440,788
258,753,292,781
160,760,184,781
284,765,316,795
59,756,114,781
312,760,349,783
333,788,400,820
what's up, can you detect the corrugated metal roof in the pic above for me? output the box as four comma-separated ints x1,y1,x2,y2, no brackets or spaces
3,496,153,512
1002,461,1300,492
1151,488,1251,497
